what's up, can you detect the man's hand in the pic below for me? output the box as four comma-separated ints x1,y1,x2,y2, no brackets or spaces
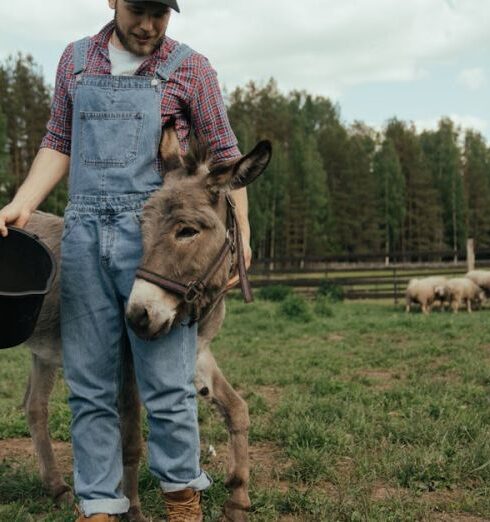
226,187,252,291
0,202,32,237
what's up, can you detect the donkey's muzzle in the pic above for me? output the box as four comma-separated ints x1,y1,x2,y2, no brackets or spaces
126,302,173,340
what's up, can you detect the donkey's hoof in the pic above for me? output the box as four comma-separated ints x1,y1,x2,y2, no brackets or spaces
223,500,249,522
52,485,74,506
123,506,149,522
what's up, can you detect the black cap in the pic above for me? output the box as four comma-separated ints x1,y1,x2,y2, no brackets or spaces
126,0,180,13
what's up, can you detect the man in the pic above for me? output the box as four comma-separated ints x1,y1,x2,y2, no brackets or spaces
0,1,251,520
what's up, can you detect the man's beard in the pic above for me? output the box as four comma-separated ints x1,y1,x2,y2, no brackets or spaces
114,10,164,56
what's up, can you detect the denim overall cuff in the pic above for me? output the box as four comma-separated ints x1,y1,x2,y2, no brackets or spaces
160,470,213,493
79,496,130,517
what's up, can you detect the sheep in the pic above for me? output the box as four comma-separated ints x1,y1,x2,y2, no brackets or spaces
405,276,447,314
435,278,485,313
465,270,490,299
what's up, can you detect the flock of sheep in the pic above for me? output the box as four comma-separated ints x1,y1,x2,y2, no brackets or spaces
405,270,490,314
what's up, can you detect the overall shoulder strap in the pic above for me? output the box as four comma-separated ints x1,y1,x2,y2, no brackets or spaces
73,37,91,75
155,43,194,81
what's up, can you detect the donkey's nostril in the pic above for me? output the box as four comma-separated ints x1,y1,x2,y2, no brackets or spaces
128,304,150,331
199,387,210,397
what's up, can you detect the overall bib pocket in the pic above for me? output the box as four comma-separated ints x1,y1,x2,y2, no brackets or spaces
79,111,144,168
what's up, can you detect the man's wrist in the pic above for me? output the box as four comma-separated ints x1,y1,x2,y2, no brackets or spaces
12,193,37,214
238,224,250,244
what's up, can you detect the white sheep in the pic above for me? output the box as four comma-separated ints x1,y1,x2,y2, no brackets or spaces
465,270,490,298
405,276,447,314
435,277,485,313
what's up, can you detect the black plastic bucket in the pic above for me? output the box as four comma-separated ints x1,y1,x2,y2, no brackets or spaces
0,226,56,349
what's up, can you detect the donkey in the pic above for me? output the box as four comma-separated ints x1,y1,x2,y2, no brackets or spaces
22,126,272,522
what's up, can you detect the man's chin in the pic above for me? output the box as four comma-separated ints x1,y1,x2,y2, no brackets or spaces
126,37,162,57
126,42,153,56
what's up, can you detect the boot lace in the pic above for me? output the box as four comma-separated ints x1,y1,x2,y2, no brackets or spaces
165,491,201,522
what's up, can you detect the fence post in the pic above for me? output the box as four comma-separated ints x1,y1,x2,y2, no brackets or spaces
393,264,398,306
467,239,475,272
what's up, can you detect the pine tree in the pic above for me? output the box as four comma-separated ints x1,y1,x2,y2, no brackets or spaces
373,138,405,254
314,102,350,253
464,130,490,249
287,93,330,257
385,119,444,254
420,118,467,253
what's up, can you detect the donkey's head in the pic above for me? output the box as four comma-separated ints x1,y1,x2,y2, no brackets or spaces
126,125,271,340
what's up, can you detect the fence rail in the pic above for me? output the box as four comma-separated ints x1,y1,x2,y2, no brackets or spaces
249,251,490,302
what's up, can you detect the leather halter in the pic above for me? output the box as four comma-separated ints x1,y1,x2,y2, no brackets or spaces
135,193,253,323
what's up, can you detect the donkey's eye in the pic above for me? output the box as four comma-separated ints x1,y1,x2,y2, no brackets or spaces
175,226,200,239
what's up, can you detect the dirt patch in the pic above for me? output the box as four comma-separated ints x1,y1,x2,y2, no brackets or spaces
353,369,403,390
335,456,355,478
1,438,292,494
255,385,283,409
431,515,490,522
371,483,401,501
325,333,344,342
425,356,462,383
0,438,73,471
249,442,285,474
370,484,488,521
201,440,341,501
427,356,451,369
202,440,288,483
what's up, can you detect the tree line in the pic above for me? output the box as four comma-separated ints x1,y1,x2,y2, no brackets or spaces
1,55,489,259
228,81,490,259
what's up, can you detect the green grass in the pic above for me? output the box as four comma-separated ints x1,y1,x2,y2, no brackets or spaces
1,300,490,520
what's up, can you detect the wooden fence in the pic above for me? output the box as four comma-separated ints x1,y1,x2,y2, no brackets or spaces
248,248,490,302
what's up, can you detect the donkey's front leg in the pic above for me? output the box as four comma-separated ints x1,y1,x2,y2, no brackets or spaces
24,352,73,505
196,346,251,522
120,338,147,522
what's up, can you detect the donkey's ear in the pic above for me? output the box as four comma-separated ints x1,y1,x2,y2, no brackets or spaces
208,140,272,190
160,117,184,172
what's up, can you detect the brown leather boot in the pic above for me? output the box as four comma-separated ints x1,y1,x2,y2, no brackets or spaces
75,514,119,522
163,488,203,522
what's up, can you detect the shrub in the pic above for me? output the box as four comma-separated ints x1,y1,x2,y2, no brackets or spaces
258,284,293,302
314,296,334,317
316,280,344,302
278,294,313,322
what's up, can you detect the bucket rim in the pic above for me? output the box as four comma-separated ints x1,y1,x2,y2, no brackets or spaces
0,226,57,297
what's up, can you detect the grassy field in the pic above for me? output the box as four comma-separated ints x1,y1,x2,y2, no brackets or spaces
1,297,490,521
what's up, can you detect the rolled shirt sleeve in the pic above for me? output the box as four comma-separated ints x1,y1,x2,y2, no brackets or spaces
40,43,74,155
190,57,241,163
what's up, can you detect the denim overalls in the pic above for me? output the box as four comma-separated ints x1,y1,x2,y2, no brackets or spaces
60,37,211,517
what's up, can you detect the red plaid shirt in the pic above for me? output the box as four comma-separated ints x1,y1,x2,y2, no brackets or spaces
41,21,240,162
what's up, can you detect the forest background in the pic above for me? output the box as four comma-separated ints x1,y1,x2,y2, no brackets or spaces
1,54,489,260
